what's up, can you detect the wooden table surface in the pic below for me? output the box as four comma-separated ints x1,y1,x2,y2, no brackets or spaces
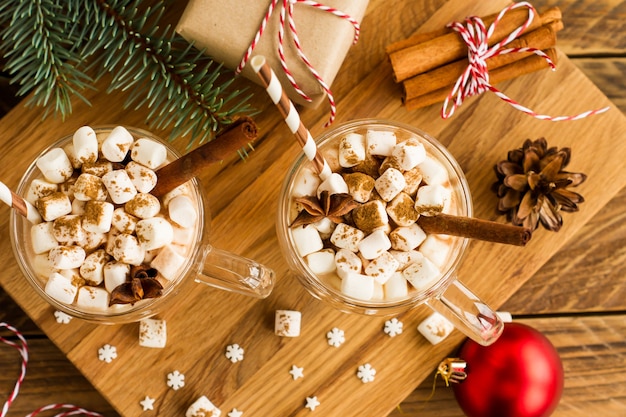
2,1,626,416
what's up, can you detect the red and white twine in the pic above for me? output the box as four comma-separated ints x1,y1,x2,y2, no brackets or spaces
1,322,103,417
442,1,610,120
236,0,361,127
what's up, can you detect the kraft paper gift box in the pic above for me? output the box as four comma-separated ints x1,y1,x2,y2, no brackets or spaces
176,0,369,107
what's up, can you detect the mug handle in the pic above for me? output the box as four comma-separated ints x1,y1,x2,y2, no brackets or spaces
425,279,503,346
194,245,274,298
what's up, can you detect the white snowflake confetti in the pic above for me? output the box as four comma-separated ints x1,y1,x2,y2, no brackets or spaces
289,365,304,380
357,363,376,383
140,396,155,411
305,396,320,411
166,370,185,390
54,310,72,324
225,344,244,363
97,344,117,363
383,318,403,337
228,408,243,417
326,327,345,347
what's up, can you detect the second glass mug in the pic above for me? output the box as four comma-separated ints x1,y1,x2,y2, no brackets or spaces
276,119,503,346
10,126,274,324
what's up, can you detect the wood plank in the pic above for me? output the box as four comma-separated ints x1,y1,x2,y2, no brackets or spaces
391,315,626,417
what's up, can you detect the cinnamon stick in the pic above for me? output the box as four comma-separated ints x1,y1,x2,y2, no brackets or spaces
389,7,561,82
403,21,562,101
151,116,257,197
417,213,532,246
404,47,558,111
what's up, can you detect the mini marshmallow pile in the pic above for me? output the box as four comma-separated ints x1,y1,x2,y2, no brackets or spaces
26,126,198,311
290,128,456,302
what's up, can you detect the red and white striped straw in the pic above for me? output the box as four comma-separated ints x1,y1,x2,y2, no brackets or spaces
0,181,42,224
251,55,332,180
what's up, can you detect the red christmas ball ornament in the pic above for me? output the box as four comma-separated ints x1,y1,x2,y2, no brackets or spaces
452,322,564,417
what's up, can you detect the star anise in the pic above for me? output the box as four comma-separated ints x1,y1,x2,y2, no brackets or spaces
291,190,359,228
109,265,163,306
492,138,586,232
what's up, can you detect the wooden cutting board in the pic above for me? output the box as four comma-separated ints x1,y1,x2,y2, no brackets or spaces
1,1,625,416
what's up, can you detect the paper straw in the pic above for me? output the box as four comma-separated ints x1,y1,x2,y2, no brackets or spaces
0,181,42,224
250,55,332,180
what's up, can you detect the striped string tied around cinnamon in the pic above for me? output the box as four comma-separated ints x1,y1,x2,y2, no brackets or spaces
236,0,360,127
442,1,610,120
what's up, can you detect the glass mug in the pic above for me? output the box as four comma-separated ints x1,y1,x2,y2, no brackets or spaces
277,119,503,346
10,126,274,324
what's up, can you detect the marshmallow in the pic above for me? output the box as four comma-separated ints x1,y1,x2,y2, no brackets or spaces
389,249,425,270
52,215,85,243
291,166,321,198
378,155,403,175
386,192,418,227
25,179,57,205
136,217,174,251
364,251,400,285
334,248,362,278
160,183,192,208
36,191,72,221
81,160,113,177
62,143,82,169
352,200,388,235
185,396,221,417
79,249,110,285
417,157,449,185
341,272,375,300
317,172,349,198
330,223,364,253
71,198,86,215
352,154,383,178
417,312,455,345
305,249,336,275
171,224,195,247
403,166,423,196
292,224,324,257
275,310,301,337
82,200,114,234
48,245,86,269
73,173,107,201
72,126,99,164
125,161,157,193
44,272,78,304
402,254,440,291
101,170,137,204
130,138,167,169
390,223,427,251
76,285,110,311
110,233,145,265
33,254,55,278
101,126,134,162
76,230,107,252
339,132,366,167
30,221,58,254
375,168,406,202
125,193,161,219
358,229,391,260
139,318,167,348
419,235,452,268
104,261,131,293
150,244,186,280
415,184,451,216
168,195,197,228
111,207,138,234
365,129,396,156
311,217,336,238
343,172,375,203
35,148,74,184
104,227,121,256
58,268,84,286
384,271,409,300
392,138,426,171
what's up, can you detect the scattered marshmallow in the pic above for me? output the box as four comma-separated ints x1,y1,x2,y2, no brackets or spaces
125,193,161,219
71,198,86,215
79,249,110,285
101,126,134,162
33,254,55,278
334,248,362,279
185,396,221,417
77,230,107,252
292,166,321,198
339,132,366,167
343,172,375,203
44,272,78,304
275,310,301,337
356,363,376,383
166,370,185,390
81,160,113,177
111,207,138,234
403,166,423,196
341,272,375,300
417,312,454,345
364,251,400,285
375,168,406,202
402,253,440,291
72,126,99,164
30,221,58,254
150,244,186,280
389,223,427,251
125,161,157,193
357,229,391,260
417,157,449,185
76,285,110,311
139,318,167,348
365,129,396,156
136,217,174,250
48,245,86,269
109,233,145,265
25,179,57,205
305,249,336,275
101,170,137,204
352,200,388,234
225,344,244,363
386,192,418,227
292,225,324,257
82,200,114,233
330,223,364,253
35,148,74,184
384,271,409,299
73,173,107,201
103,261,130,293
419,235,452,268
168,195,197,228
36,191,72,221
317,172,349,197
415,184,451,216
131,138,167,169
392,138,426,171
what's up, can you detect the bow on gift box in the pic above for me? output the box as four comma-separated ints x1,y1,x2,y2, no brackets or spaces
236,0,361,127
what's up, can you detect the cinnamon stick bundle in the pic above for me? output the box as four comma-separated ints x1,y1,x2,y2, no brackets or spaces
152,116,257,197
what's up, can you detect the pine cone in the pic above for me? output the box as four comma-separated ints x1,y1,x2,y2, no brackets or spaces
492,138,587,232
